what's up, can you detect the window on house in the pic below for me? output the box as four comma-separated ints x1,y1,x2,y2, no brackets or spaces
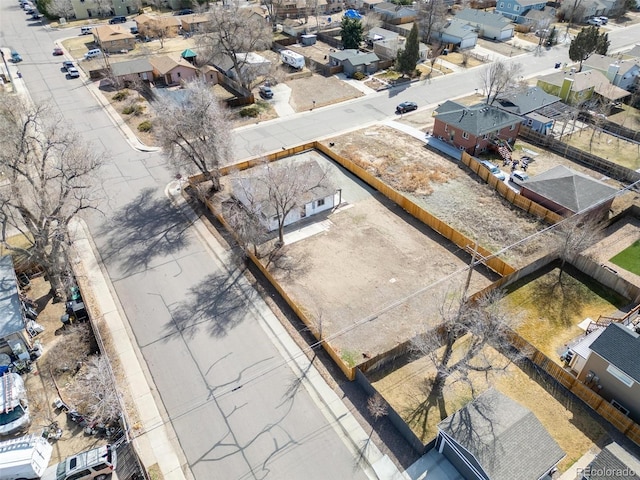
607,365,634,387
611,399,630,415
510,124,515,130
177,72,181,77
482,134,488,139
317,198,325,207
444,124,448,132
527,118,533,126
499,1,504,6
462,131,469,139
507,3,511,7
515,5,519,10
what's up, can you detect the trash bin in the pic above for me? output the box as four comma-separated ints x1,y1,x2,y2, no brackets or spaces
555,62,561,69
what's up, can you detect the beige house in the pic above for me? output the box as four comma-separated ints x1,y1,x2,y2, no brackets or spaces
110,58,154,84
135,14,182,38
149,55,199,85
92,25,136,53
200,65,220,85
180,13,211,33
70,0,139,20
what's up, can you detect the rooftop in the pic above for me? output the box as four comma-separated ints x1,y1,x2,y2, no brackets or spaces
455,8,513,28
434,101,522,136
0,256,25,339
590,323,640,383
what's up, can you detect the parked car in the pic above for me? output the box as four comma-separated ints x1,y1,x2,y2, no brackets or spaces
29,11,42,19
396,101,418,114
62,60,75,71
259,85,273,99
587,17,603,25
130,26,139,34
479,160,506,181
67,67,80,78
109,15,126,24
53,47,64,56
84,48,102,59
510,170,530,186
176,8,194,15
597,16,608,24
80,26,93,35
10,50,22,63
41,444,117,480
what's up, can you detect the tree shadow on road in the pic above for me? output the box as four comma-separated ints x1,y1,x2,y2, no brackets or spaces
164,266,254,339
97,187,192,278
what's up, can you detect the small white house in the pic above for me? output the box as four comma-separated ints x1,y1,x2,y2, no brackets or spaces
232,159,336,232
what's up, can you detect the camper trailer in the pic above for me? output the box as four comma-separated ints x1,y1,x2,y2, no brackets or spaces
280,50,305,69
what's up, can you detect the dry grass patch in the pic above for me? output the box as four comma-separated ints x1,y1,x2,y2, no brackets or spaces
505,265,630,360
563,128,640,170
441,52,485,68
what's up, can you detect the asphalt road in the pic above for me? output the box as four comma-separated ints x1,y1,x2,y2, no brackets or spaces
2,7,640,479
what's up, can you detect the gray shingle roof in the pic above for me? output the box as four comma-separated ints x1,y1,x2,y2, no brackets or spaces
441,19,478,40
438,389,565,480
513,0,546,6
367,27,399,40
584,55,640,77
522,165,618,213
346,51,379,66
590,323,640,383
434,101,521,136
329,49,360,61
0,256,25,339
455,8,513,28
111,58,153,77
586,443,640,480
496,87,561,115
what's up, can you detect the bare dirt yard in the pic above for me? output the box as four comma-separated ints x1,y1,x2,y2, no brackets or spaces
287,75,363,112
220,150,498,361
563,127,640,171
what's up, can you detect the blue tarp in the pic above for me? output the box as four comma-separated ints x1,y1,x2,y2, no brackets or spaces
344,9,362,19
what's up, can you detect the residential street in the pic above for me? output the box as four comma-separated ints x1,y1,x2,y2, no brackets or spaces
2,6,640,479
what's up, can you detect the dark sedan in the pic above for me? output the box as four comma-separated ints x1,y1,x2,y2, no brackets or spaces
396,101,417,114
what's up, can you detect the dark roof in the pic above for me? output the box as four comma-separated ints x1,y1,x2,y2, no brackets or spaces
496,87,561,115
455,8,513,28
590,323,640,383
586,443,640,480
434,101,522,136
438,389,565,480
110,58,153,76
0,256,25,338
330,49,378,64
522,165,618,213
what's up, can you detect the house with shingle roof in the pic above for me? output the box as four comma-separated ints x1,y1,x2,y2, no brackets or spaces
436,388,565,480
454,8,514,40
433,100,522,154
92,25,136,53
582,55,640,92
0,256,33,362
180,13,212,33
537,69,630,105
518,165,618,216
328,49,380,76
110,58,154,84
148,55,198,85
495,0,547,23
372,1,416,21
577,323,640,423
434,19,478,49
582,442,640,480
134,14,182,39
495,86,567,134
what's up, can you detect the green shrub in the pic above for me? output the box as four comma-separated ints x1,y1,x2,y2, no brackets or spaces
132,105,145,116
122,105,134,115
138,120,152,132
113,90,129,101
352,71,366,80
239,105,260,118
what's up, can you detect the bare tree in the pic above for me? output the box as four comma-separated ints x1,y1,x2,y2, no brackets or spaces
0,96,103,298
45,0,75,19
94,0,116,17
223,199,268,257
409,289,523,428
263,0,285,30
361,12,383,34
479,60,524,105
148,23,172,49
153,80,232,196
560,0,585,31
71,355,122,424
553,212,606,284
196,4,272,89
232,159,333,245
417,0,448,44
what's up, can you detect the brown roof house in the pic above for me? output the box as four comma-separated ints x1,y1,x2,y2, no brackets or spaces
436,388,565,480
149,55,199,85
92,25,136,54
180,13,212,33
135,14,182,39
518,165,618,217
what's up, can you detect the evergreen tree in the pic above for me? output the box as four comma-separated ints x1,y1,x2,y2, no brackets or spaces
569,26,609,70
396,24,420,76
341,17,363,50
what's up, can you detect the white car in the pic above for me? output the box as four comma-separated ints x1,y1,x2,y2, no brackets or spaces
510,170,530,186
587,17,603,26
67,67,80,78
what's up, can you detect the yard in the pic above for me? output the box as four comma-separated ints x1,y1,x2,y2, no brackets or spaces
610,240,640,276
371,344,608,472
563,127,640,171
504,264,630,361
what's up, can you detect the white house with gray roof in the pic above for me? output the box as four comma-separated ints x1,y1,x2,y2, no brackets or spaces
454,8,514,40
582,55,640,92
436,388,565,480
577,323,640,423
434,19,478,49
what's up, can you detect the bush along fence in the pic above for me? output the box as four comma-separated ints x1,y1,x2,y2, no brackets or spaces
518,126,640,184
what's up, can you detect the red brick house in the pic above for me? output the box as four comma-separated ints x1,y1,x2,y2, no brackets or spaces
433,100,523,154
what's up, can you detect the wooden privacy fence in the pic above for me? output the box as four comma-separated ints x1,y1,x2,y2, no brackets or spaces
579,112,640,143
462,152,564,224
518,126,640,184
508,330,640,447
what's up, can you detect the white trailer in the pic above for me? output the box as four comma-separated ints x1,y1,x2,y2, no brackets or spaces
280,49,305,69
0,435,53,480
